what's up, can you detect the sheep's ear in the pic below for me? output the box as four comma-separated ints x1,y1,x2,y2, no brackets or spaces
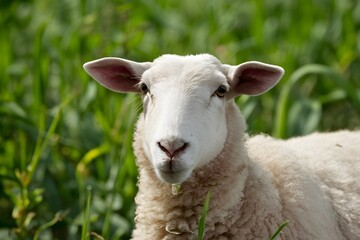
226,61,284,97
83,57,152,93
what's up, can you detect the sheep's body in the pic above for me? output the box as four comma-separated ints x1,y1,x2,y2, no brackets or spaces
248,131,360,239
83,54,360,239
133,101,360,239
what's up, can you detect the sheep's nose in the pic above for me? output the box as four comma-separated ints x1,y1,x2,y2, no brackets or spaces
157,138,188,159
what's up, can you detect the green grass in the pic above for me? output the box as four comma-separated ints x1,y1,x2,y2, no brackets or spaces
198,191,211,240
81,186,92,240
270,220,289,240
0,0,359,239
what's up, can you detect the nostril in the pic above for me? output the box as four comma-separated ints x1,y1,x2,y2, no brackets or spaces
157,139,189,159
173,142,188,157
158,142,172,158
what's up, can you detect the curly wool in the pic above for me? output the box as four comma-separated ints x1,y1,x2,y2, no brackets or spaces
131,101,360,240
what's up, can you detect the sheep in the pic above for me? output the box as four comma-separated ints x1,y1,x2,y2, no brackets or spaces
83,54,360,239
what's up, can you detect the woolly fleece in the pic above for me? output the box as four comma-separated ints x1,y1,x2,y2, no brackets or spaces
132,101,360,239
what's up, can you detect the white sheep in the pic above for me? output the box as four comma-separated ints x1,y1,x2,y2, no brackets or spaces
83,54,360,239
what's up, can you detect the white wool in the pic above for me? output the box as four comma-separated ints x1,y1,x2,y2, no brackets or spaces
83,54,360,239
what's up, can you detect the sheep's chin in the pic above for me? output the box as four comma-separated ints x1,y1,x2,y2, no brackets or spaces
155,168,193,184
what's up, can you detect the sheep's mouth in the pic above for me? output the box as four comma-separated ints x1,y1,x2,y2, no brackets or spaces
156,166,192,184
157,159,188,172
158,160,177,171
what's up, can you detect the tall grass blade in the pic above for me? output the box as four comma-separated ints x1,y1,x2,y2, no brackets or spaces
269,220,289,240
27,93,75,186
26,109,61,186
81,185,92,240
198,191,211,240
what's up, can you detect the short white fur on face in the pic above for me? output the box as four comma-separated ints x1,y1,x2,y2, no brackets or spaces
83,54,284,184
140,55,229,183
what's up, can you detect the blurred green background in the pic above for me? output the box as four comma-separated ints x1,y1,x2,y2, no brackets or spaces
1,0,359,239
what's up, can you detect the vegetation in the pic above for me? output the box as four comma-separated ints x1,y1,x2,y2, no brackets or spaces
0,0,359,239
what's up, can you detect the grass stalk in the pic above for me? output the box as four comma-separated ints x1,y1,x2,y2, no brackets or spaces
26,90,75,187
26,109,61,186
81,185,92,240
33,212,65,240
198,191,212,240
269,220,289,240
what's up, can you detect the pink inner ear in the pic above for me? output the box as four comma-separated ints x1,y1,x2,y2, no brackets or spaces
237,68,277,95
94,65,139,92
233,64,283,96
84,58,145,93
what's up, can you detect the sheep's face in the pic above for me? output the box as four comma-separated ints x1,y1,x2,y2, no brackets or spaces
83,54,284,184
139,56,229,183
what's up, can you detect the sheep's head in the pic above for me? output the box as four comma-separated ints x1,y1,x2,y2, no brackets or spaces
83,54,284,184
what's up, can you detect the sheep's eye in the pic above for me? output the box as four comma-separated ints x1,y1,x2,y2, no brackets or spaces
139,83,149,94
215,85,227,98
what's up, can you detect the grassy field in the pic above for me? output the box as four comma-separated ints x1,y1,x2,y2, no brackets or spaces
1,0,359,239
